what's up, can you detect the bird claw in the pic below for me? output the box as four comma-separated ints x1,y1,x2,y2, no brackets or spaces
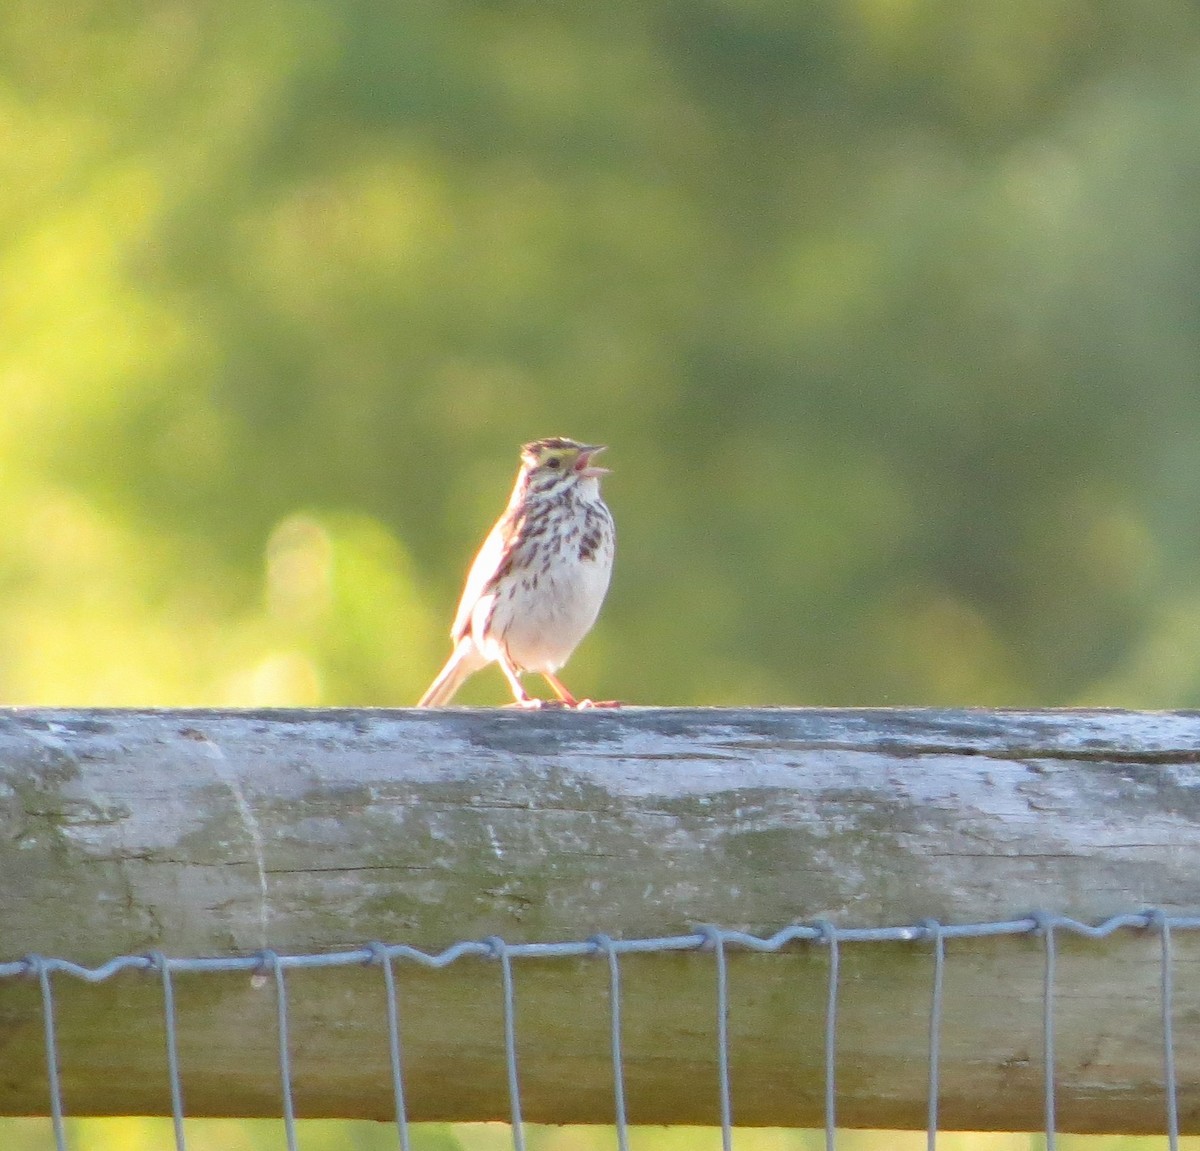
505,697,622,710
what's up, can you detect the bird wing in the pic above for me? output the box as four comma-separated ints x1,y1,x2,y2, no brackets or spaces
449,507,523,642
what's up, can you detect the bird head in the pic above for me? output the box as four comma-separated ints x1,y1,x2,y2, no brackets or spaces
520,438,609,492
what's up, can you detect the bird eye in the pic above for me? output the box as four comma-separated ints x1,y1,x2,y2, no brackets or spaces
546,457,561,469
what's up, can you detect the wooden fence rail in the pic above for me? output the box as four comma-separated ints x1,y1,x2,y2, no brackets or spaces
1,706,1199,1132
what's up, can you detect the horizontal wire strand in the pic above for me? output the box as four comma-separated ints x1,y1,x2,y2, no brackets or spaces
6,912,1200,981
6,910,1194,1150
6,912,1198,982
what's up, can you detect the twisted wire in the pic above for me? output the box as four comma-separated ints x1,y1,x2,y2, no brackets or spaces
1149,911,1180,1151
813,920,840,1151
486,937,526,1151
259,950,298,1151
699,926,734,1151
29,957,67,1151
921,920,945,1151
591,935,630,1151
1032,913,1057,1151
149,950,187,1151
7,911,1199,1148
8,912,1198,981
368,941,412,1151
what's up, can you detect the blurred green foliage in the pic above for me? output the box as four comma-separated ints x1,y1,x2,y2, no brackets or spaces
3,2,1200,1141
3,0,1200,709
0,1119,1190,1151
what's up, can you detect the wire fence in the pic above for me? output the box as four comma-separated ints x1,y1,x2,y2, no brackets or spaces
2,911,1197,1151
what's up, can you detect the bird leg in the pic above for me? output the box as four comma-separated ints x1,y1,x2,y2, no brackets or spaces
542,672,579,707
500,655,567,708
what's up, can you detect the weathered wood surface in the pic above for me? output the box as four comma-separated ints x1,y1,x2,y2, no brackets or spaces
1,707,1199,1133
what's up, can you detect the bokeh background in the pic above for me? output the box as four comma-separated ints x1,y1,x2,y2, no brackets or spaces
6,0,1200,712
5,0,1200,1147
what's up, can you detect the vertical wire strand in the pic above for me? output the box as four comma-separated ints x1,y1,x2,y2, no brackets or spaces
1041,921,1057,1151
33,959,68,1151
924,923,945,1151
374,945,412,1151
1157,915,1179,1151
818,923,840,1151
264,952,299,1151
594,937,630,1151
708,929,733,1151
488,938,525,1151
152,953,187,1151
21,913,1200,1147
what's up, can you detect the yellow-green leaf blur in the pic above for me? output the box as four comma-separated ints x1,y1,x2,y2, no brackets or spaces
3,0,1200,1146
4,0,1200,710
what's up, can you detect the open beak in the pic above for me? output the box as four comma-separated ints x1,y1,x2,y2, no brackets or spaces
576,444,609,477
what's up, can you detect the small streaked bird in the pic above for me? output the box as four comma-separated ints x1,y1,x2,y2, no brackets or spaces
418,437,617,708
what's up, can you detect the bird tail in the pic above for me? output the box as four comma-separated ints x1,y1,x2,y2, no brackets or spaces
418,639,486,707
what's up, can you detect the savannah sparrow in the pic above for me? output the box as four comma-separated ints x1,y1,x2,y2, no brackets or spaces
418,437,617,708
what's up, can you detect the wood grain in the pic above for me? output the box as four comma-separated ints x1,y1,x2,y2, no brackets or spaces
1,707,1198,1131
